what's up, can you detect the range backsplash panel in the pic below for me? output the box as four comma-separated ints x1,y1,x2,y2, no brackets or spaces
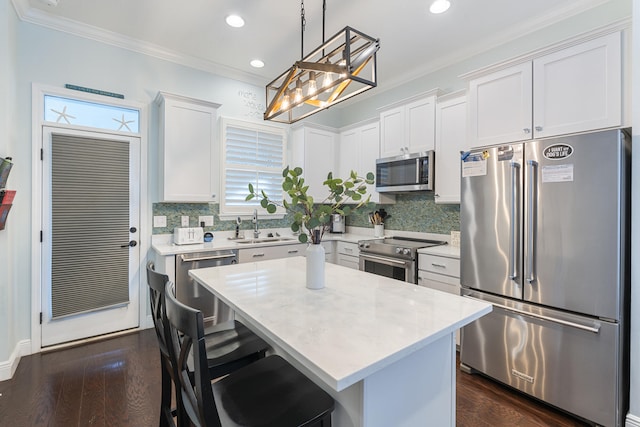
152,193,459,235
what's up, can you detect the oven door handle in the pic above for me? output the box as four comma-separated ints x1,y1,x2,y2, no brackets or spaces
359,253,411,268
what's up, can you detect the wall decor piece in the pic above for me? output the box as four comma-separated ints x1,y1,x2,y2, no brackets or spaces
0,157,13,188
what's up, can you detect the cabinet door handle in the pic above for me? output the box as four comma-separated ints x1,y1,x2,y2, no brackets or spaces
523,128,531,134
287,249,299,254
535,126,543,132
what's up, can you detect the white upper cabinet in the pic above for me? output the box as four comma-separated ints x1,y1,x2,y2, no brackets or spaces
290,125,337,203
434,93,467,204
467,32,622,148
532,32,621,139
468,63,532,147
379,90,440,157
339,121,395,204
156,92,220,202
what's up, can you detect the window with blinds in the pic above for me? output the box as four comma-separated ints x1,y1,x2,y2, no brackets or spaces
221,118,286,216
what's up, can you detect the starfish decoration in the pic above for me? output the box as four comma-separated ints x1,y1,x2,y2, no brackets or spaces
113,114,134,132
50,106,75,124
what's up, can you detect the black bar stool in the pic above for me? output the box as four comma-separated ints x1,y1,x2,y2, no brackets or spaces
146,262,270,427
164,281,335,427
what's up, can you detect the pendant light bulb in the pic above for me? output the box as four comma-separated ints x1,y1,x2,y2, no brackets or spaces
308,72,318,99
323,72,333,89
281,90,290,111
294,79,303,106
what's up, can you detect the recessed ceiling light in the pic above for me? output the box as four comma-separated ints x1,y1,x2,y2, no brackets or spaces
226,15,245,28
250,59,265,68
429,0,450,14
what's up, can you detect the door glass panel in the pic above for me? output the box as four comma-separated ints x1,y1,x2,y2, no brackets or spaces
44,95,140,133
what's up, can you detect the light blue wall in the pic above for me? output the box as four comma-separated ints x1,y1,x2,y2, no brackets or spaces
6,15,296,358
0,0,18,363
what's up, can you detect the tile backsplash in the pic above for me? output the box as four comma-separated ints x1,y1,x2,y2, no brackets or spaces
152,193,459,235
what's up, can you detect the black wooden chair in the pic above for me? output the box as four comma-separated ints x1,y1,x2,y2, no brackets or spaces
146,262,270,427
164,281,335,427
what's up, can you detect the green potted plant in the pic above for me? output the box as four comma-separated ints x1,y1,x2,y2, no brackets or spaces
246,166,375,243
246,166,375,289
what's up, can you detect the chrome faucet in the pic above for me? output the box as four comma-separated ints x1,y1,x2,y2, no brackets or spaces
252,209,260,238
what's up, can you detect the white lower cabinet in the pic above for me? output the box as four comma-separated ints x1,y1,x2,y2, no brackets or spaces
336,241,360,270
321,241,335,264
238,243,306,263
417,252,461,345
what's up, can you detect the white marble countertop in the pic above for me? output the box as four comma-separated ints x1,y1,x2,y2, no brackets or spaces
189,257,491,392
417,244,460,258
152,227,452,256
152,230,378,256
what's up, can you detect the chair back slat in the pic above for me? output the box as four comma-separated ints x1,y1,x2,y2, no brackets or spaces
146,262,171,358
164,282,223,427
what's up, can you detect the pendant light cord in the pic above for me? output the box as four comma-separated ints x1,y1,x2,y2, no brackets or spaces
300,0,306,59
322,0,326,44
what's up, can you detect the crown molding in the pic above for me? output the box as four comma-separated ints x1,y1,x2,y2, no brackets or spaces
10,0,268,87
459,17,631,81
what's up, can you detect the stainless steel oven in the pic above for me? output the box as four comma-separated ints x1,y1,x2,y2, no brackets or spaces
358,237,447,284
359,252,416,283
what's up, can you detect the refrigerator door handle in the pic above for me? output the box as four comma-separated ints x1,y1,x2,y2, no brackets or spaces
462,295,601,334
508,162,521,280
526,160,538,283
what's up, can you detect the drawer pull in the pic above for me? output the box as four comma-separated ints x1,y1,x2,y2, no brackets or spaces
252,253,265,258
288,250,299,254
431,263,447,268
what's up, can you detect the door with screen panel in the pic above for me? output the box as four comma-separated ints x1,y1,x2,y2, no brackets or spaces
41,127,140,347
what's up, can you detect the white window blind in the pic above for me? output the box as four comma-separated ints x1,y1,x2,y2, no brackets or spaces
221,118,286,216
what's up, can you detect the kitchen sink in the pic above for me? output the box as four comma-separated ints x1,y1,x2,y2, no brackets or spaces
233,237,296,244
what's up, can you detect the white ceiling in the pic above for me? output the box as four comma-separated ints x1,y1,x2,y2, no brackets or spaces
15,0,611,89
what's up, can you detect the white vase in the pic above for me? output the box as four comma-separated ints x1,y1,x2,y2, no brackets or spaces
305,243,325,290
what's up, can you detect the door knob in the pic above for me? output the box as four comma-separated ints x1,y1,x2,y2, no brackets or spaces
121,240,137,248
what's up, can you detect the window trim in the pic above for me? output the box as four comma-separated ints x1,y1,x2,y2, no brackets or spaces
219,117,287,219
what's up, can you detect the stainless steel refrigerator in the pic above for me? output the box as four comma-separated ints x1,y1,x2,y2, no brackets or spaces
459,129,630,427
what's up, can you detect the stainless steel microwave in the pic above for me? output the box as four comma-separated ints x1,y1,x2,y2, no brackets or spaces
375,151,434,193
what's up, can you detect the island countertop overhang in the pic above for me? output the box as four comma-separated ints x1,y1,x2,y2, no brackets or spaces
189,257,491,391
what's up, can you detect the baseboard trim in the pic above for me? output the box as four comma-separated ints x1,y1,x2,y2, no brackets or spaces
627,413,640,427
0,340,31,381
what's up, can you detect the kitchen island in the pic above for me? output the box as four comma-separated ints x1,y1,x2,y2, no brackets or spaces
189,257,491,427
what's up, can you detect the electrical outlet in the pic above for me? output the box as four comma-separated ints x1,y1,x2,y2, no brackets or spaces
181,216,189,227
199,215,214,227
153,215,167,228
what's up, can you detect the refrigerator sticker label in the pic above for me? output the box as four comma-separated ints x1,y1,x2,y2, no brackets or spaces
462,159,487,177
542,164,574,183
543,143,573,160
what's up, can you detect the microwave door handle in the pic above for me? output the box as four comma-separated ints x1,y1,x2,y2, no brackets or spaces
526,160,538,284
508,162,521,280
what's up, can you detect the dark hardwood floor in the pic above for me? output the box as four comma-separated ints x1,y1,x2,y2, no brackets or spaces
0,329,589,426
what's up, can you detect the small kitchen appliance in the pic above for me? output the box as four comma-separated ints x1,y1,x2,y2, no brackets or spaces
376,151,434,193
330,214,345,233
173,227,204,245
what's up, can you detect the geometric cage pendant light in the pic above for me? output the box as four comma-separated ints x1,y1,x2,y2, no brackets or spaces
264,0,380,124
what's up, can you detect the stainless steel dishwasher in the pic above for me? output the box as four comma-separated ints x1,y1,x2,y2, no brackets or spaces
175,250,238,325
